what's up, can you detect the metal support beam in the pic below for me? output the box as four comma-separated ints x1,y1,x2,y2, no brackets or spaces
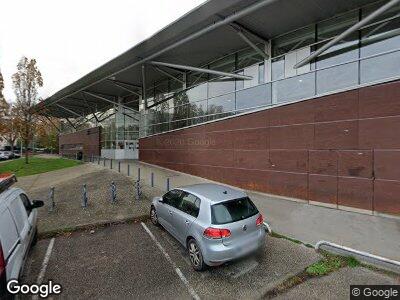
153,66,185,84
107,79,142,90
149,61,253,80
234,28,269,59
65,118,77,130
142,65,147,109
39,0,279,112
231,21,269,45
98,112,116,123
294,0,400,69
110,81,141,97
43,115,61,132
122,112,139,121
56,104,83,118
81,92,100,123
84,91,140,115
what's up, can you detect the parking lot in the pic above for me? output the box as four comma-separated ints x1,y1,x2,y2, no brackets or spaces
21,221,399,299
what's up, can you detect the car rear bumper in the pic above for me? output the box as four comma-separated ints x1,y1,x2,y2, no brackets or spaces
202,227,266,266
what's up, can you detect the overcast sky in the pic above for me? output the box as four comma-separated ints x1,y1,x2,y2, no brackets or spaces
0,0,206,102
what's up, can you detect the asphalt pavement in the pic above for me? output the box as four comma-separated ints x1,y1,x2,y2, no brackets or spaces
21,222,398,299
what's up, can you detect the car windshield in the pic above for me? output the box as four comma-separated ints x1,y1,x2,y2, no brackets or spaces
211,197,258,225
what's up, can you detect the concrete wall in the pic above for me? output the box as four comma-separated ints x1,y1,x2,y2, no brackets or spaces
139,80,400,216
59,127,101,157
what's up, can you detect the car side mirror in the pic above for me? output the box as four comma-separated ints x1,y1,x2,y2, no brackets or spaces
157,197,164,203
31,200,44,209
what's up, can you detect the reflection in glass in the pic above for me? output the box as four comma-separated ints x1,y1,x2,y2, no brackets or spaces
273,72,315,103
185,83,208,102
208,79,235,98
361,19,400,57
360,51,400,84
237,47,264,70
316,62,358,94
272,57,285,81
236,84,271,110
189,100,207,118
272,24,315,56
207,93,235,115
171,93,189,121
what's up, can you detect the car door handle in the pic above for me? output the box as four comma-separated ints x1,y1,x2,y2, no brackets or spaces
168,210,173,215
185,220,190,225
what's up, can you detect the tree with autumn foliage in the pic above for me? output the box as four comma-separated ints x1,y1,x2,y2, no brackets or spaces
12,57,43,163
0,69,19,152
36,116,59,153
0,69,7,121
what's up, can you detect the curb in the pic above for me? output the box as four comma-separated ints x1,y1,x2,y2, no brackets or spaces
315,241,400,274
38,214,150,239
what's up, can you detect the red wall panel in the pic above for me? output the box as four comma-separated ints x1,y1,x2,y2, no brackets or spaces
140,80,400,216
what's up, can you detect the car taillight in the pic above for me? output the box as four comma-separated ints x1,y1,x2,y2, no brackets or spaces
256,214,264,226
0,242,5,277
203,227,231,239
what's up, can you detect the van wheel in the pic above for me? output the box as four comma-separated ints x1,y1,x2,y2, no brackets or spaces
188,239,206,271
31,228,38,247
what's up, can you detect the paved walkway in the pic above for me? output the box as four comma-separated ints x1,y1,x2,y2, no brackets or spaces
93,158,400,263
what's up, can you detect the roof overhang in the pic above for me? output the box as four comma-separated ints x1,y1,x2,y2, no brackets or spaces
35,0,379,118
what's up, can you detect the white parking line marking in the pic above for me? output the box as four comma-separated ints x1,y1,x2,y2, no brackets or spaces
36,238,55,284
141,222,200,300
32,238,55,300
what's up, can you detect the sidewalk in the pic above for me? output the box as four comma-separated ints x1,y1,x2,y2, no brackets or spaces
95,158,400,262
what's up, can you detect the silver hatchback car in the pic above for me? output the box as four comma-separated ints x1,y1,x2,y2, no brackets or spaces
150,183,266,271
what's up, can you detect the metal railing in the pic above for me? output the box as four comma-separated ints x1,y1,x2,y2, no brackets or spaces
144,47,400,137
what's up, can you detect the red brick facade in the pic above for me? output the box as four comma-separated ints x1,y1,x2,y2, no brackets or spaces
59,127,101,157
139,80,400,216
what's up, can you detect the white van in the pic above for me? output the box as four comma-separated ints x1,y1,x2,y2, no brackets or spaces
0,174,43,297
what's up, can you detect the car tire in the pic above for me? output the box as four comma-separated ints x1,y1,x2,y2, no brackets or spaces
150,206,159,226
187,239,206,271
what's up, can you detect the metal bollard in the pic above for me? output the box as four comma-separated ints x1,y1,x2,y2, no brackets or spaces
166,178,170,191
98,156,100,165
91,154,94,163
118,161,121,172
103,158,106,167
48,187,55,212
110,159,113,169
127,164,130,176
151,172,154,187
134,180,142,201
138,167,141,181
110,181,117,203
82,184,88,208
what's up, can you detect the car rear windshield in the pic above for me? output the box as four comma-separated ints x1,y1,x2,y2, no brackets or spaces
211,197,259,225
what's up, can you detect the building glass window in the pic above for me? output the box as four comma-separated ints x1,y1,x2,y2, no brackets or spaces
272,25,315,57
142,2,400,138
207,93,235,115
185,83,208,102
237,47,264,70
315,11,359,93
208,78,235,98
258,63,265,84
273,72,315,103
272,57,285,81
236,84,271,110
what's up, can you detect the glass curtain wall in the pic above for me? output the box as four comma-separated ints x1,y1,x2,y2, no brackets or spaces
143,0,400,137
101,106,140,150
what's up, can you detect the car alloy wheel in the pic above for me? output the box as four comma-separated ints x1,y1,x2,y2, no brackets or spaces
150,207,159,225
188,239,205,271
